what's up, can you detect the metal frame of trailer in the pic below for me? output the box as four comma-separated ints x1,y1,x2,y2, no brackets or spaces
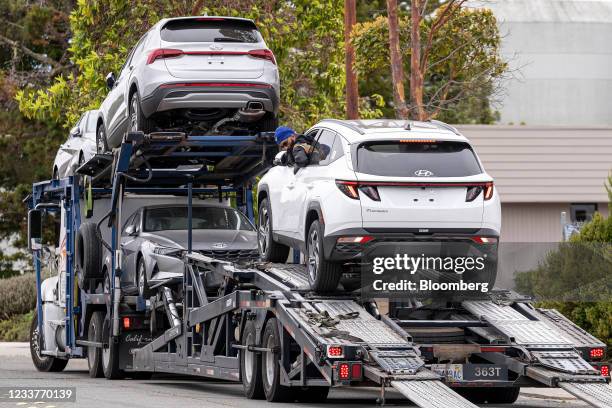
28,131,612,408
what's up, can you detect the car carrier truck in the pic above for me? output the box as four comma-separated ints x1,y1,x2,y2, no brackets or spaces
27,128,612,407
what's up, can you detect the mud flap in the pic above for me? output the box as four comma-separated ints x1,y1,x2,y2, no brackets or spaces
559,382,612,408
392,380,479,408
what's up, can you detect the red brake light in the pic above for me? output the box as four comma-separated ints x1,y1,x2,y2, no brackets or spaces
351,363,363,379
123,317,131,329
483,182,494,200
471,236,498,244
336,180,359,200
327,345,344,358
147,48,183,64
600,365,610,377
337,236,374,245
590,348,605,360
338,363,350,380
248,49,276,65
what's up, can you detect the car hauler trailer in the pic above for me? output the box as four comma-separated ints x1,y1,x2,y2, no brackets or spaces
27,130,612,407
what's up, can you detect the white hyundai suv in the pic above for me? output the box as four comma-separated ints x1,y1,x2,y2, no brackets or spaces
257,119,501,292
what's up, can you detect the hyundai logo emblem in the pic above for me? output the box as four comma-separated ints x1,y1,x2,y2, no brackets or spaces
209,44,223,50
212,242,228,249
414,169,433,177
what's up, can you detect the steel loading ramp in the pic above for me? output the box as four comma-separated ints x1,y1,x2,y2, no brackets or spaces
560,382,612,408
392,380,479,408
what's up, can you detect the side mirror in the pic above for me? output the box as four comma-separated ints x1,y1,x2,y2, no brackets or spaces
273,151,287,166
124,225,136,236
105,72,116,90
28,209,42,251
69,125,82,137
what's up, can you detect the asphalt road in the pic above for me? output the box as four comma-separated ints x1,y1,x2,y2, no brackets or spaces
0,343,588,408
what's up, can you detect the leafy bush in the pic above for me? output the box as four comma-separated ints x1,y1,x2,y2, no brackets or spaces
515,177,612,349
0,311,33,342
0,273,37,320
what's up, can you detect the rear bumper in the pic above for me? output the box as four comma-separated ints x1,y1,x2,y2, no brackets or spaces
140,83,279,117
323,227,500,261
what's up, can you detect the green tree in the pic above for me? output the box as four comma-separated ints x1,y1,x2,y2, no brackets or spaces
351,4,506,123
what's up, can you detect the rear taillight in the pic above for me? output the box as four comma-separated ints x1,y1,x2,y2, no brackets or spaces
248,49,276,65
335,362,362,381
466,182,494,201
483,182,494,200
590,347,605,360
466,186,482,202
327,345,344,358
359,185,380,201
600,365,610,377
471,236,498,244
336,180,359,199
147,48,183,64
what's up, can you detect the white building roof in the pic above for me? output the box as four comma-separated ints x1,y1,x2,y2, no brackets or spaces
467,0,612,23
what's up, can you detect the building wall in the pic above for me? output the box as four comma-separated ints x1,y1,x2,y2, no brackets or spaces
468,0,612,126
501,202,609,242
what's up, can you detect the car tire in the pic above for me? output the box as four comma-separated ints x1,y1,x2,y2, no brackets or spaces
87,311,104,378
136,257,151,298
261,318,293,402
258,198,289,263
30,311,68,372
96,123,109,153
241,319,265,399
306,219,342,293
76,222,103,289
129,93,154,135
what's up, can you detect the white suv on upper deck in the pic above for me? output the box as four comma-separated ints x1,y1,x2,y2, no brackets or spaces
257,119,501,292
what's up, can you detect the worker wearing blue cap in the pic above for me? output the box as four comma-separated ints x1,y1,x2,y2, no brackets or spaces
274,126,327,171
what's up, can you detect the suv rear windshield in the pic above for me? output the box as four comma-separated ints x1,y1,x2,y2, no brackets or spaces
144,206,254,232
355,141,482,177
161,19,261,43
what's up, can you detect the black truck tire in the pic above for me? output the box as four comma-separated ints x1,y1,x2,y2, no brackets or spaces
306,219,342,293
258,198,289,263
241,319,265,399
101,318,125,379
87,311,104,378
30,311,68,372
76,222,103,288
261,318,293,402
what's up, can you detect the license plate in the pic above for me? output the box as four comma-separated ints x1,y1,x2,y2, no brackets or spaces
431,364,464,382
431,364,508,382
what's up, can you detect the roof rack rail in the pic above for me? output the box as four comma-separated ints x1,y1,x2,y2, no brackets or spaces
428,119,460,135
319,119,365,135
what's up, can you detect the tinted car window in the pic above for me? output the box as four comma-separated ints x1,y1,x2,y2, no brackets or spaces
144,206,254,232
312,130,336,166
161,19,262,43
355,141,482,177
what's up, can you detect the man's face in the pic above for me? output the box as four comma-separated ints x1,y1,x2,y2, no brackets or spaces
279,134,296,151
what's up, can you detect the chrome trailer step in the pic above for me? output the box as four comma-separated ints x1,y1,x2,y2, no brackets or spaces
392,380,479,408
559,382,612,408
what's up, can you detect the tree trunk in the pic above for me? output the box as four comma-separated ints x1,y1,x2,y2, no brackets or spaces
410,0,427,120
386,0,408,119
344,0,359,119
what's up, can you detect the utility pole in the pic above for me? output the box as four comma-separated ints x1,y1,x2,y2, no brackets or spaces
345,0,359,119
387,0,408,119
410,0,426,120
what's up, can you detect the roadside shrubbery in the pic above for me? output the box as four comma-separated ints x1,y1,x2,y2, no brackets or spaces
515,186,612,350
0,311,33,342
0,273,37,320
